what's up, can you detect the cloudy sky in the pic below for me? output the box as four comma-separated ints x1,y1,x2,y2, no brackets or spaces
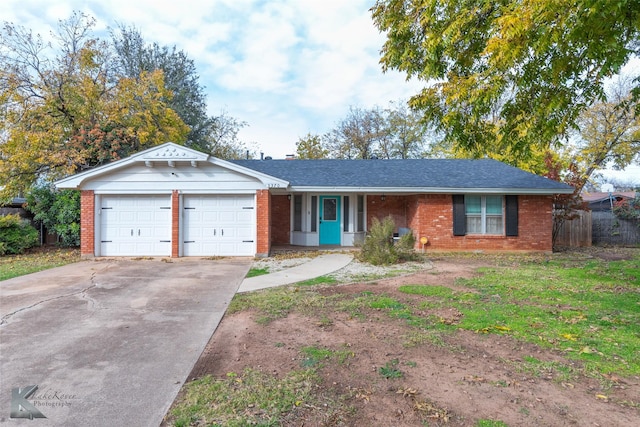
0,0,422,158
1,0,637,185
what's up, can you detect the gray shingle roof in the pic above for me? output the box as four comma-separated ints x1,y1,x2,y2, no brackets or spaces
231,158,573,193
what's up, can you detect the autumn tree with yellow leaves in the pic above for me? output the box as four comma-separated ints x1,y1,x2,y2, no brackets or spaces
0,13,189,199
371,0,640,170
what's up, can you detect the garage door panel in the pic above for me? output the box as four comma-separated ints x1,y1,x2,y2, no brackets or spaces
236,211,253,222
202,211,218,222
219,211,235,222
183,195,255,256
100,195,171,257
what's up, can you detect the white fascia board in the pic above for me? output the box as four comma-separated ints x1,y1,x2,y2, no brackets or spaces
210,158,289,189
288,186,574,195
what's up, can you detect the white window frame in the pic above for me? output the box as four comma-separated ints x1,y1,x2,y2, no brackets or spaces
465,195,504,235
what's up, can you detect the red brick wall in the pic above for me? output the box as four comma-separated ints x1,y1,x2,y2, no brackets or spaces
80,190,95,258
370,194,553,252
171,190,180,258
256,190,271,256
367,195,407,229
271,195,290,245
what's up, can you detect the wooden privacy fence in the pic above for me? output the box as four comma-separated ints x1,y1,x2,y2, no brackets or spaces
592,211,640,246
555,210,592,247
556,210,640,247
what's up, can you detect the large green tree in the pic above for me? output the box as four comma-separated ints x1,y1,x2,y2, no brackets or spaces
295,133,329,159
383,100,428,159
111,25,212,151
371,0,640,163
0,13,189,199
572,78,640,186
111,25,252,158
326,106,387,159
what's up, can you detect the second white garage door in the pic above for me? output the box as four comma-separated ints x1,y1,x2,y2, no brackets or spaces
183,195,255,256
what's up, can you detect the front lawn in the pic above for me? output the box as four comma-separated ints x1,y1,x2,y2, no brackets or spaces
165,249,640,427
0,247,80,281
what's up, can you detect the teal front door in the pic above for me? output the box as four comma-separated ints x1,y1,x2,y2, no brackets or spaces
319,196,341,245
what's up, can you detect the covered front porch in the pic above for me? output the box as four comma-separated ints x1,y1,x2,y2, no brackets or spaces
268,192,412,253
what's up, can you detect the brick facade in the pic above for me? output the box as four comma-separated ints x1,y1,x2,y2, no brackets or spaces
366,195,408,230
402,194,553,252
80,189,553,257
171,190,180,258
261,192,553,254
271,195,291,245
80,190,95,258
256,190,271,256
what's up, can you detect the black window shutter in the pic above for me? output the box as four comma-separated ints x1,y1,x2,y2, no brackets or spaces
505,195,518,236
452,195,466,236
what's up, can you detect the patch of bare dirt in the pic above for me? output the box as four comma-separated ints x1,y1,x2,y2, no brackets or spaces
186,258,640,426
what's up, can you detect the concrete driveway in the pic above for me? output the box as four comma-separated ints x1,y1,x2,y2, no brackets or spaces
0,257,250,427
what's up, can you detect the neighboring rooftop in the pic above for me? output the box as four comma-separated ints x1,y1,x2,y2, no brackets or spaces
582,191,637,211
582,191,636,203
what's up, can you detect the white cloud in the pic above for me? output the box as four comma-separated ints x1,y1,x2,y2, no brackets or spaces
0,0,424,158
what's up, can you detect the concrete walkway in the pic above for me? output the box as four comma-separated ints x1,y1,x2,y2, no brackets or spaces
237,253,353,293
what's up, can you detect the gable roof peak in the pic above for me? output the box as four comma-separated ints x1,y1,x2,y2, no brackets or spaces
138,142,209,161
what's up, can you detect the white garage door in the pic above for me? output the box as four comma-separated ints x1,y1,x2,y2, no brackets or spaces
183,195,255,256
100,195,172,256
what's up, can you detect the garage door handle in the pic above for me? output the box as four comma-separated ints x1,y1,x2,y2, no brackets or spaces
138,229,140,236
213,229,216,236
131,229,133,236
221,229,224,236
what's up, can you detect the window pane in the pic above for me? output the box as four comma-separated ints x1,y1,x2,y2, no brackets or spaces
323,198,337,221
357,195,364,232
293,195,302,231
311,196,317,232
465,196,481,214
466,216,482,234
486,196,503,214
486,216,503,234
343,196,349,232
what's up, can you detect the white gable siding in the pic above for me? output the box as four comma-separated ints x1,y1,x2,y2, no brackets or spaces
80,163,265,193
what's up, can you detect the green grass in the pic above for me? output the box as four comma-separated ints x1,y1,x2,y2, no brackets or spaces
300,344,354,367
476,420,509,427
246,267,269,278
295,275,338,287
514,356,578,383
397,256,640,378
170,369,318,427
0,248,80,281
228,287,338,324
378,359,403,379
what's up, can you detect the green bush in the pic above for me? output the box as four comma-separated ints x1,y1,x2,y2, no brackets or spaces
26,186,80,247
357,216,416,266
0,214,39,255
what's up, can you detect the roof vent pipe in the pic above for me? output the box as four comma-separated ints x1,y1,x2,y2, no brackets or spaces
260,152,264,160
